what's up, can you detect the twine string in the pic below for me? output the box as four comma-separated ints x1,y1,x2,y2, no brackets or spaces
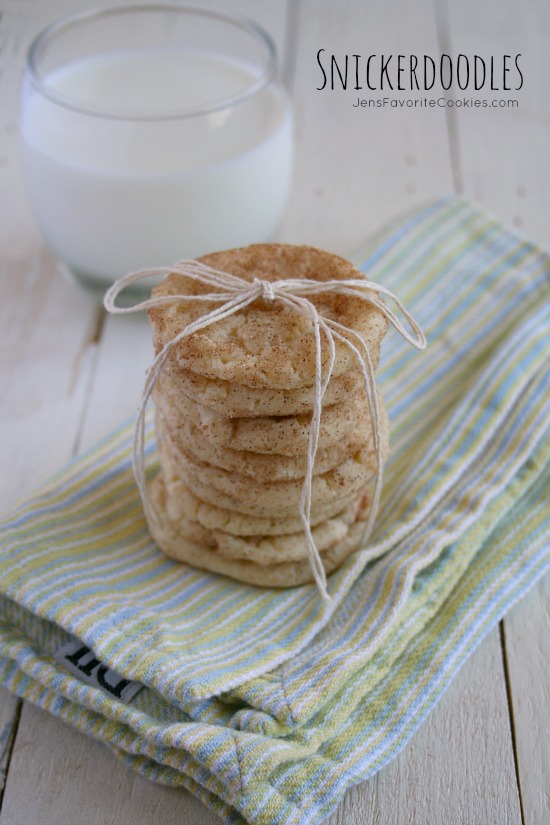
104,260,426,602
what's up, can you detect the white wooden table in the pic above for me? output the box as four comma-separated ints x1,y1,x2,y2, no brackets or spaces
1,1,549,822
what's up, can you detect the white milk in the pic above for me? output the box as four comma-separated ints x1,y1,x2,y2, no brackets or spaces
20,49,293,288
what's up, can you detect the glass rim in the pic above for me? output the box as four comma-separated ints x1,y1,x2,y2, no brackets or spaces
25,3,278,121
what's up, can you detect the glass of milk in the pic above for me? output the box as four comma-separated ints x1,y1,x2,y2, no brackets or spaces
20,5,293,296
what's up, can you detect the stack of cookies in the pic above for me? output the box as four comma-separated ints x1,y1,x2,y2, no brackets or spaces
147,244,389,588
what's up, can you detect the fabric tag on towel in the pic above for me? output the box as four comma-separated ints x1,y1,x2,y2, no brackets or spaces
54,642,143,703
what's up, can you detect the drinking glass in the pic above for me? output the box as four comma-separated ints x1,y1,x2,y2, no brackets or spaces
20,5,294,296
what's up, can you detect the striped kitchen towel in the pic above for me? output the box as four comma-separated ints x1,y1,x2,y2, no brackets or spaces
0,197,548,824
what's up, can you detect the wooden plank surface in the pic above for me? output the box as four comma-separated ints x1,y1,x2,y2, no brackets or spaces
442,2,550,822
0,690,19,806
441,0,550,250
281,0,454,255
0,0,548,822
0,5,106,805
504,576,550,825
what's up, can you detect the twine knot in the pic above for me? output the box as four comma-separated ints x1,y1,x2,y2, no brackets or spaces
104,259,426,603
254,278,276,302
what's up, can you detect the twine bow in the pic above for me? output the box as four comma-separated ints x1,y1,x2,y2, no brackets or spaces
104,261,426,601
